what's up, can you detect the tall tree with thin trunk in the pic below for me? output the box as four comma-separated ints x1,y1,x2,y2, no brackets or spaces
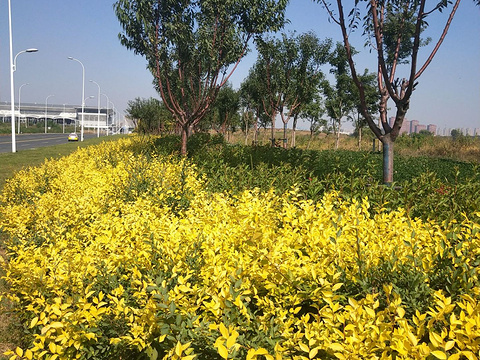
240,66,266,145
321,42,358,150
254,32,330,148
318,0,467,183
214,84,240,139
114,0,288,155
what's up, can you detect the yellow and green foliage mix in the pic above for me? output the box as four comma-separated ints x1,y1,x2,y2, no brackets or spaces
1,137,480,360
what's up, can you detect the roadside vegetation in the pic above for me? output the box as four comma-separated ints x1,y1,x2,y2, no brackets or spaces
0,122,78,135
0,134,127,189
1,135,479,359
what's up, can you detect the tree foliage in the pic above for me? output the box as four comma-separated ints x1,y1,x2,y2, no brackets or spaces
125,97,173,134
114,0,288,155
213,84,240,137
321,42,359,149
318,0,467,183
253,32,331,147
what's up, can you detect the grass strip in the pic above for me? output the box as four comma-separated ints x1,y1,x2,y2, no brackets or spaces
0,135,126,190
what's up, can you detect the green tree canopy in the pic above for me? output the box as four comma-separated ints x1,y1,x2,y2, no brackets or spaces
317,0,472,183
114,0,288,155
125,97,173,135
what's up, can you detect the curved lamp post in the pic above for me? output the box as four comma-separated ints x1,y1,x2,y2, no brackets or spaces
68,57,85,141
101,93,110,136
109,101,116,136
18,82,29,133
89,80,101,137
9,0,38,153
44,95,54,133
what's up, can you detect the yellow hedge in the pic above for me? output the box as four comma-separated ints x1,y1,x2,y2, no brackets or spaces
1,137,479,360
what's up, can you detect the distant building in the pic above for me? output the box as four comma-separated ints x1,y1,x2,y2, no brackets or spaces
427,124,437,135
389,117,395,128
415,124,426,133
400,120,410,135
410,120,419,134
0,102,115,130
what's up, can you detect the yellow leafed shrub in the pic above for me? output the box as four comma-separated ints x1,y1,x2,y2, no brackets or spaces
1,136,479,360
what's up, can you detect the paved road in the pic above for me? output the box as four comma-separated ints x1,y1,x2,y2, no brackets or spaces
0,133,98,153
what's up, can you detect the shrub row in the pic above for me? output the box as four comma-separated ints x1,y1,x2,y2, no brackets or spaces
1,136,479,359
157,133,479,224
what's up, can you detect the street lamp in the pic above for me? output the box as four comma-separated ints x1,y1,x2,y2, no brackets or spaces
9,0,38,152
18,83,29,133
68,57,85,141
89,80,101,137
109,101,116,136
102,93,110,136
45,95,54,133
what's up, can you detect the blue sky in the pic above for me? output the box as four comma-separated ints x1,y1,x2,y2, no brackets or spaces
1,0,479,132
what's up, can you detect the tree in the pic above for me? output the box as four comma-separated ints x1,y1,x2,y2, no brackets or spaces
349,70,379,150
298,97,328,149
318,0,469,183
114,0,288,155
321,42,358,150
240,65,267,145
254,32,330,148
289,33,332,148
125,97,173,134
213,84,240,140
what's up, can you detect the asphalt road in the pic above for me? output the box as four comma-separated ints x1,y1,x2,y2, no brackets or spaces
0,133,98,153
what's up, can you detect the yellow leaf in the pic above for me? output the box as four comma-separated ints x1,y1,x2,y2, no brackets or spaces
299,342,309,353
332,283,343,292
445,340,455,351
447,354,460,360
226,331,238,349
50,322,64,329
219,323,229,339
15,348,23,357
51,305,62,316
182,356,196,360
30,317,39,328
25,349,33,360
246,348,256,360
309,347,319,359
175,342,183,357
217,343,229,359
407,331,418,346
430,332,443,348
329,343,344,352
85,333,96,340
255,348,268,355
365,307,375,317
396,307,405,318
431,350,447,360
48,342,57,354
460,351,476,360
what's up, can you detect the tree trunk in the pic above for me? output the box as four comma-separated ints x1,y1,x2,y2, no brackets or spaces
283,122,288,148
358,126,362,150
291,115,298,148
271,116,275,146
335,119,341,150
181,125,188,156
382,134,394,185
